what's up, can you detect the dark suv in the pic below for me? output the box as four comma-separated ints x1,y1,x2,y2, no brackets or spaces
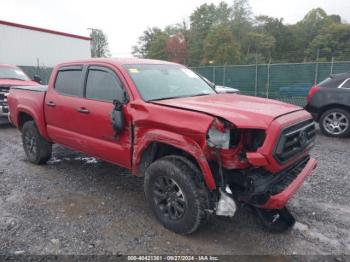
306,72,350,137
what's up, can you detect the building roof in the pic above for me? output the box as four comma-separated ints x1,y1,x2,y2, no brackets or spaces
0,20,91,41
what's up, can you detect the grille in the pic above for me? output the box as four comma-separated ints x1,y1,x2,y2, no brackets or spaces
0,86,10,113
274,119,316,163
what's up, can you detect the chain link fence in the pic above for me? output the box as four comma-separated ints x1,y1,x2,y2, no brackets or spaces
18,61,350,107
192,61,350,107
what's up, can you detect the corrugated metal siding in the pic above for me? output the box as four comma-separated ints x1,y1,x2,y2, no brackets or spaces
0,24,91,67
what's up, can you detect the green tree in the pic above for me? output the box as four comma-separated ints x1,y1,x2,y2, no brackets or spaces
241,31,275,63
187,2,233,65
89,29,111,58
132,27,169,60
306,23,350,61
188,3,219,65
231,0,252,44
255,16,294,62
292,8,333,61
203,24,240,65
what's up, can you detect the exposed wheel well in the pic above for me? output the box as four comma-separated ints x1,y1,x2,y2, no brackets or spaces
18,112,34,130
138,142,201,176
317,104,350,121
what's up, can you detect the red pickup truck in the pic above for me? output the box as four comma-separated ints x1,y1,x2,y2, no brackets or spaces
8,58,317,234
0,64,39,122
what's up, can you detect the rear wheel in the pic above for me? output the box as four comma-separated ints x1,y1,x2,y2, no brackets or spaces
22,121,52,164
320,108,350,137
144,156,209,234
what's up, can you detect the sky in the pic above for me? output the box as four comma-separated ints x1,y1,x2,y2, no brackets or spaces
1,0,350,57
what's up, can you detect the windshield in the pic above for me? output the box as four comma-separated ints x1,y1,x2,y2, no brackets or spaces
0,67,30,81
124,64,215,101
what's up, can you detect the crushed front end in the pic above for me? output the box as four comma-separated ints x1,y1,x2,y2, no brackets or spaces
205,110,317,231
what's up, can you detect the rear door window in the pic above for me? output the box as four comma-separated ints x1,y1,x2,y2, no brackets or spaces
85,67,125,102
319,77,345,88
55,67,83,96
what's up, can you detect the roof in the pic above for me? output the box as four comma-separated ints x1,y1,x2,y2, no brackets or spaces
58,57,179,66
0,20,91,41
330,71,350,79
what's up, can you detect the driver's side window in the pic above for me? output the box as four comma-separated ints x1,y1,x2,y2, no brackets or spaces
85,67,125,102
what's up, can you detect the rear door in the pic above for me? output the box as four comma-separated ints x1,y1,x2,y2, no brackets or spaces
71,65,132,169
45,65,88,150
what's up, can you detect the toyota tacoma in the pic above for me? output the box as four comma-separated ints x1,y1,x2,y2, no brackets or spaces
8,58,317,234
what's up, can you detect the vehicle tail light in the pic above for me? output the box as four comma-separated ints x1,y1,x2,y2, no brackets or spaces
307,85,319,103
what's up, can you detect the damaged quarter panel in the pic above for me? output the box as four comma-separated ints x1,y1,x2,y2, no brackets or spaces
130,100,218,190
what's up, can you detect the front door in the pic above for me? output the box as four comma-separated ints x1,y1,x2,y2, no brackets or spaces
72,65,132,169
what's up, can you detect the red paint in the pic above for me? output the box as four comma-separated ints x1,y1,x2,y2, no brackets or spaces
0,20,91,41
261,158,317,209
246,152,269,167
307,85,319,103
8,58,316,205
153,93,303,129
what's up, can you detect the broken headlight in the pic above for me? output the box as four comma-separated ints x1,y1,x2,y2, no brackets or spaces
207,119,231,149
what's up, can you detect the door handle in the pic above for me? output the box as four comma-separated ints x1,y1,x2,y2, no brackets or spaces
47,101,56,107
77,107,90,114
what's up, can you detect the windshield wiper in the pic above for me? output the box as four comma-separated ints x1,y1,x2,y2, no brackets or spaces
149,93,211,102
148,96,184,102
188,93,211,98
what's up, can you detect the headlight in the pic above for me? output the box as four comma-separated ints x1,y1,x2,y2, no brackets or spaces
207,119,231,149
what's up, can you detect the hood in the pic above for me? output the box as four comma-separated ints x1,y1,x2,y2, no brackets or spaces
153,94,303,129
0,79,38,86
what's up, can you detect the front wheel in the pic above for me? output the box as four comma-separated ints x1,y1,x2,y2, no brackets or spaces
144,156,209,234
22,121,52,164
320,108,350,137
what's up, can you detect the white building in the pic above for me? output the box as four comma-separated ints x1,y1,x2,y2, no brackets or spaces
0,20,91,67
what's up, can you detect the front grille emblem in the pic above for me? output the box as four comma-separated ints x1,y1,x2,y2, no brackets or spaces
298,129,308,146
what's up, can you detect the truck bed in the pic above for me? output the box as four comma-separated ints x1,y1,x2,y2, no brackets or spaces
7,85,49,138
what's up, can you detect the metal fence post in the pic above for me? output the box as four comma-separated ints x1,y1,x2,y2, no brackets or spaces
314,48,320,84
266,63,270,99
212,66,215,83
255,63,258,97
223,64,226,86
330,56,334,74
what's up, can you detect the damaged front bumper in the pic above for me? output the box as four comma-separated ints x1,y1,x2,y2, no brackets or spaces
224,156,317,210
260,157,317,209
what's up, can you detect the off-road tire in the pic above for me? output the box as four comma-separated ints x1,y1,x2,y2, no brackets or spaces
319,108,350,137
144,155,210,234
22,121,52,164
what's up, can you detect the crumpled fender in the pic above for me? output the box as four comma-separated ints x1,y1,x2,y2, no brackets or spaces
132,129,216,190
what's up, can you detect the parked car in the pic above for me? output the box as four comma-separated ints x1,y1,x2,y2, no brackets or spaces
306,72,350,137
200,76,240,94
8,58,317,234
0,64,41,122
215,85,240,94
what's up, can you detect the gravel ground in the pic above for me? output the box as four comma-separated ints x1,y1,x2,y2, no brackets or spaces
0,123,349,256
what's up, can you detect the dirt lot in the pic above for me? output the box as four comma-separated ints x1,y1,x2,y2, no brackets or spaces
0,123,349,256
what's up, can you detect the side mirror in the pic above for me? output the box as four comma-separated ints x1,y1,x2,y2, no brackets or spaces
111,99,125,133
33,75,42,84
